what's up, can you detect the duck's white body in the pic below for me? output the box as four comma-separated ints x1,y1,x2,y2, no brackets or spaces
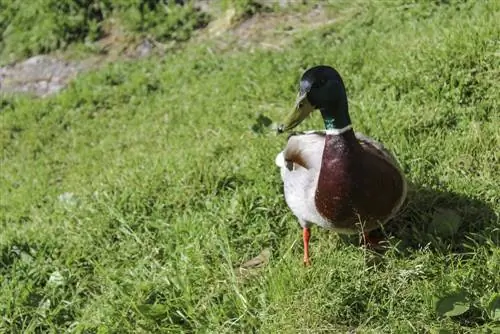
275,130,407,233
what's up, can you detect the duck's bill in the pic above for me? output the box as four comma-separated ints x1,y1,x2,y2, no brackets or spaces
277,93,315,133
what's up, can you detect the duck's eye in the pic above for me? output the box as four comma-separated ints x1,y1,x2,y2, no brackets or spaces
313,79,326,88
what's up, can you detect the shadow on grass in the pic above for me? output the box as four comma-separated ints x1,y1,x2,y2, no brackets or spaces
375,183,499,253
343,184,498,328
338,183,498,254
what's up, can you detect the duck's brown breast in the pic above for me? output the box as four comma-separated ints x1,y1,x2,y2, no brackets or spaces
315,132,405,231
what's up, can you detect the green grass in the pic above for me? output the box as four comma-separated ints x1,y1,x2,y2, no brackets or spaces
0,0,286,66
0,0,210,65
1,0,499,332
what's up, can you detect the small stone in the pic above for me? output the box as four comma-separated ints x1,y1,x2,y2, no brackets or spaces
48,271,65,287
136,39,154,57
58,192,78,207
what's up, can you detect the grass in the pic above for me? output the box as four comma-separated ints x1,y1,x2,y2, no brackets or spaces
1,0,499,332
0,0,292,66
0,0,211,65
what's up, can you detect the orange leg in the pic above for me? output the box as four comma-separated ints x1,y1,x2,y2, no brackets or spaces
303,227,311,266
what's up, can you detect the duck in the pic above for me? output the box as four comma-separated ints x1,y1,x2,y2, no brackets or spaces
275,65,407,265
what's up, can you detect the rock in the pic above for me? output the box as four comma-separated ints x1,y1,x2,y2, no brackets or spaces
135,39,154,57
0,55,84,97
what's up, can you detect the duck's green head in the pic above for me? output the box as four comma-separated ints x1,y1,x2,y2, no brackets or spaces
278,65,350,133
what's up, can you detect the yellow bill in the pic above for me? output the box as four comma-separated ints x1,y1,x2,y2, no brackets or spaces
278,93,315,133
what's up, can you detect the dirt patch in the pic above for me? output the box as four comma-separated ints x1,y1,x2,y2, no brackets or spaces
0,55,91,97
197,5,338,52
0,35,160,98
0,18,165,98
238,8,333,49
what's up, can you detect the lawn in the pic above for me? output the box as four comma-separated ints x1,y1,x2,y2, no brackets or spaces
1,0,499,332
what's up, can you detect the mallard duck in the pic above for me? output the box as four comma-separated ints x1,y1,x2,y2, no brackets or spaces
275,65,407,265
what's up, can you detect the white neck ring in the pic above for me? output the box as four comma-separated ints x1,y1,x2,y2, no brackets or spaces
325,124,353,135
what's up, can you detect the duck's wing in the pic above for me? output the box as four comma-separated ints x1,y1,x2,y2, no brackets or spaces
275,130,326,171
355,132,408,219
355,132,401,168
